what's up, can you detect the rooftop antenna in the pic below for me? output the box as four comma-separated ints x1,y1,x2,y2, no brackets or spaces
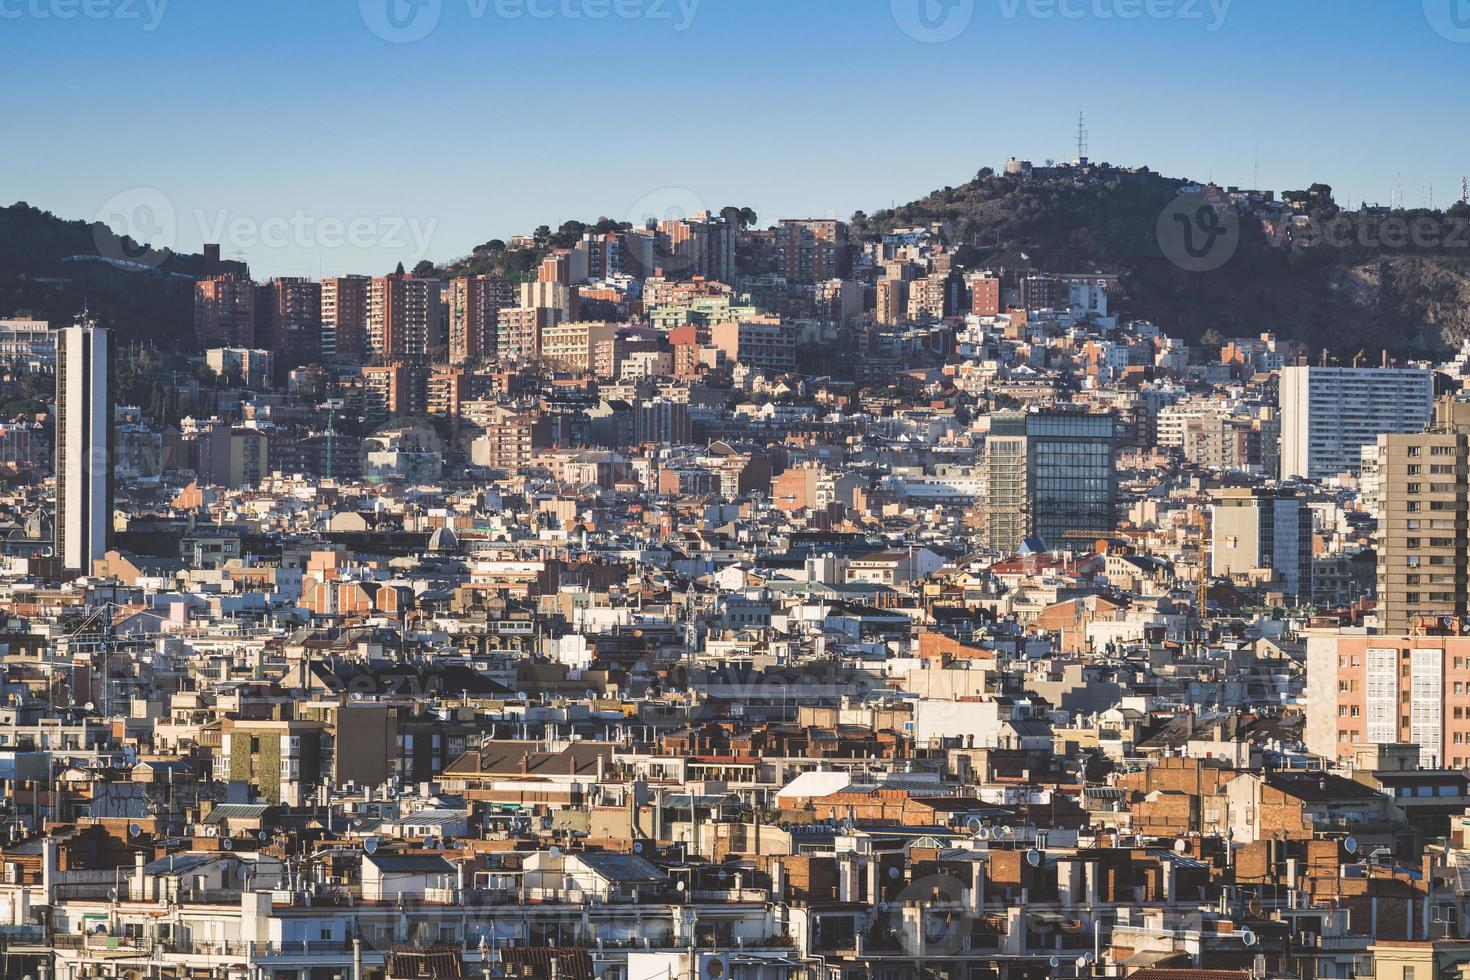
1075,111,1088,163
1461,177,1468,206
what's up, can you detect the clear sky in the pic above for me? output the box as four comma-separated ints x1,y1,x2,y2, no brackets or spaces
4,0,1467,279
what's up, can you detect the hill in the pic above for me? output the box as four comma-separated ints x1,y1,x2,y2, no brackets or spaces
9,169,1470,359
0,202,210,349
855,165,1470,357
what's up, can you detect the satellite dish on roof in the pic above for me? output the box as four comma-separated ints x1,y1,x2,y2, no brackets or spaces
1344,836,1359,855
549,846,561,858
675,879,685,892
966,817,983,835
351,692,364,702
1026,849,1041,868
887,867,900,880
128,823,142,838
633,842,644,854
543,817,554,830
585,690,596,700
363,837,379,855
106,888,118,902
424,837,438,849
84,702,94,712
1241,928,1257,947
258,831,270,842
1173,838,1188,854
517,691,529,701
1049,957,1061,969
222,839,233,851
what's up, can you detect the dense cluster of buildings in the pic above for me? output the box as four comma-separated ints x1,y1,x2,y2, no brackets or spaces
2,179,1470,980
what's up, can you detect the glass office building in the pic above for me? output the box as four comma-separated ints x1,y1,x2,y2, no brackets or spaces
983,410,1117,554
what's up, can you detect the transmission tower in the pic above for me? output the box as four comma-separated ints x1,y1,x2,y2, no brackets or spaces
1075,111,1088,163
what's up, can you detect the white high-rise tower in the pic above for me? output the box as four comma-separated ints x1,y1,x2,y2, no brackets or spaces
55,319,112,577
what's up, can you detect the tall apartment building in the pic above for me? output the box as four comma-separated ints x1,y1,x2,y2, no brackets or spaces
1305,631,1470,768
1182,411,1280,477
970,274,1001,316
256,277,322,368
775,219,846,285
0,317,55,371
205,348,274,388
368,274,440,361
427,368,493,419
1280,365,1433,480
520,281,577,319
661,212,736,283
198,424,270,489
469,407,552,471
581,231,627,280
496,307,560,364
710,318,797,375
449,275,517,365
539,321,621,374
55,323,112,577
1371,398,1470,633
1210,488,1313,600
538,248,590,287
361,363,427,425
875,278,909,326
982,409,1117,555
321,275,370,357
194,274,256,348
906,271,960,322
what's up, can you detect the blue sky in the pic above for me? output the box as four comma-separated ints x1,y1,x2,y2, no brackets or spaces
4,0,1467,278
